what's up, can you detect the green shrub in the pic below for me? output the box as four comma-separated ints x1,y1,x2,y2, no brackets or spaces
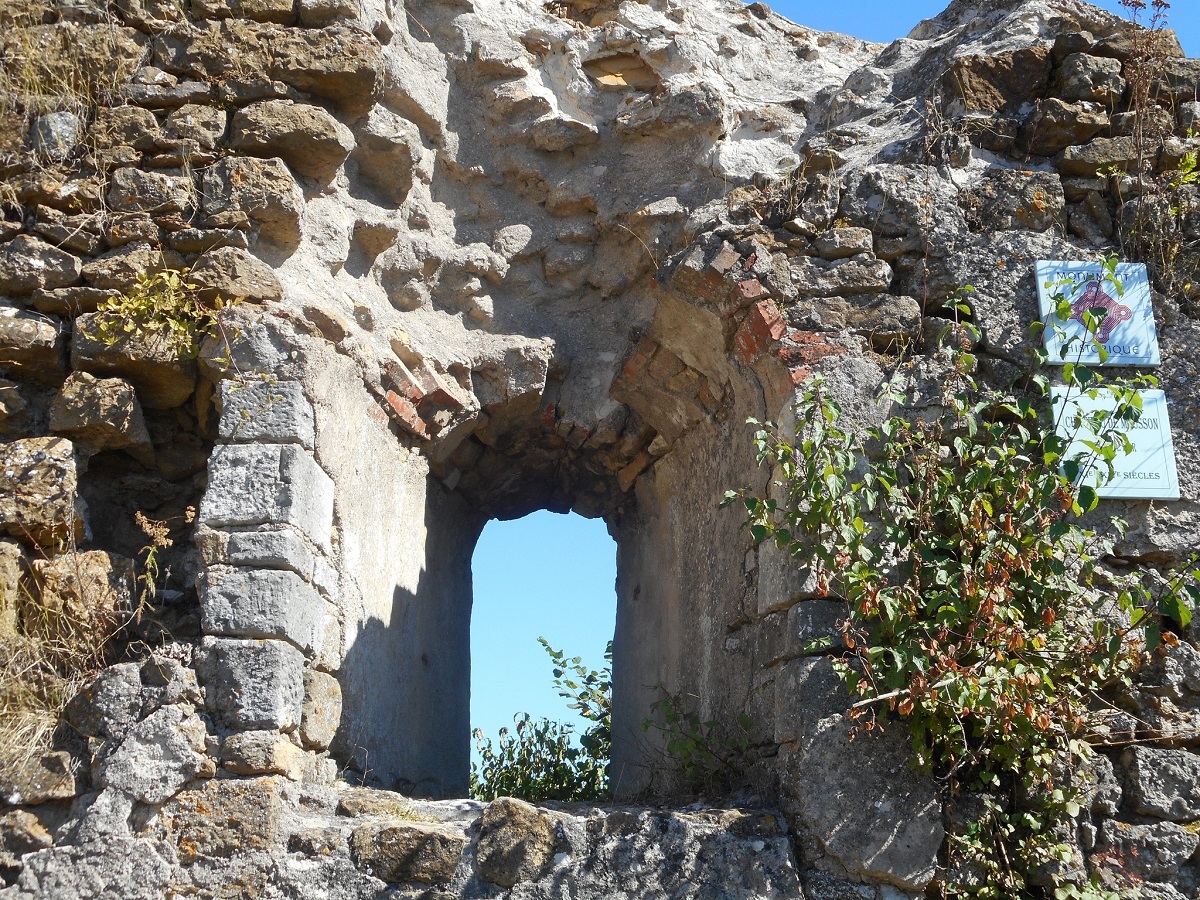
728,292,1198,896
469,638,610,802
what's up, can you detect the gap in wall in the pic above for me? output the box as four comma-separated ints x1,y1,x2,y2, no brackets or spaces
470,510,617,766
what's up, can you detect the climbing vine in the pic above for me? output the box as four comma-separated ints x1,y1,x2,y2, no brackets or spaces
728,284,1199,896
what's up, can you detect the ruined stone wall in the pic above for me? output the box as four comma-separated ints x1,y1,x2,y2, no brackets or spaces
3,0,1200,896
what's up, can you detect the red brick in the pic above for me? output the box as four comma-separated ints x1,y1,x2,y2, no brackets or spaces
383,390,429,439
709,243,741,277
734,299,786,363
381,360,425,403
617,451,653,492
619,338,659,382
724,278,769,317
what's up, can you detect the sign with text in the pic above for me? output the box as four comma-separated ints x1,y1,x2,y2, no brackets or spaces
1050,387,1180,500
1036,260,1161,366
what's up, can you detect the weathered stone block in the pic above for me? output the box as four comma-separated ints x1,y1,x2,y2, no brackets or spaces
106,167,194,214
790,256,892,297
200,567,326,654
756,541,821,616
814,227,873,260
476,797,557,887
231,100,354,182
0,751,76,805
65,662,144,741
218,379,315,449
198,636,304,730
301,668,342,750
189,246,284,304
222,528,315,578
350,821,467,884
221,730,306,777
82,242,165,292
780,698,943,891
0,809,52,869
96,704,207,804
32,550,136,629
1093,820,1199,882
0,437,87,546
50,372,154,462
0,235,82,295
0,307,65,384
190,0,295,24
201,156,303,249
1055,136,1138,177
1123,745,1200,821
1057,53,1125,103
71,313,197,409
3,836,172,900
30,111,83,162
166,776,284,862
199,443,334,552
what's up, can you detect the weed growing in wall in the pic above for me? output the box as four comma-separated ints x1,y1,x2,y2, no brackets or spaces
728,293,1199,896
470,638,611,802
87,268,238,359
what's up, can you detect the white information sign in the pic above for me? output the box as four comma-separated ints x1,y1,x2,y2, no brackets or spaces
1036,260,1161,366
1050,388,1180,500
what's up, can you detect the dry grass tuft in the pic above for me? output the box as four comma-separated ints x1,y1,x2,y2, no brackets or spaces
0,548,139,786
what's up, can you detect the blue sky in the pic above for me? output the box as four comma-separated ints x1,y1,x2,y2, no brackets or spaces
469,0,1200,753
777,1,1197,53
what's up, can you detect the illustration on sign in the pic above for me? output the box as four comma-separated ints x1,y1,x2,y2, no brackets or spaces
1036,260,1161,366
1050,387,1179,500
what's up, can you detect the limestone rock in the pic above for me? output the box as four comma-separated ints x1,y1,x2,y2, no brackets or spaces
31,550,136,629
0,307,65,384
106,167,194,214
962,169,1065,233
790,256,892,297
352,107,422,204
814,228,873,261
941,46,1052,114
158,103,228,153
1056,136,1138,177
160,22,382,111
81,242,165,292
29,111,83,162
199,566,326,653
96,704,207,804
476,797,557,887
198,443,334,552
49,372,154,462
90,106,160,153
1123,746,1200,821
0,836,171,900
300,669,342,750
231,100,354,182
71,312,198,409
0,437,87,546
1056,53,1125,104
0,539,20,638
1021,98,1109,156
201,156,303,249
165,776,285,862
349,821,467,884
0,235,82,295
0,751,77,806
0,809,53,869
216,379,315,449
780,661,943,891
220,730,306,777
198,636,305,730
190,0,296,23
1092,820,1199,883
65,662,145,742
189,246,284,304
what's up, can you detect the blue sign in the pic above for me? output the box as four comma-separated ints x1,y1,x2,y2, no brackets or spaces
1036,260,1161,366
1050,387,1180,500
